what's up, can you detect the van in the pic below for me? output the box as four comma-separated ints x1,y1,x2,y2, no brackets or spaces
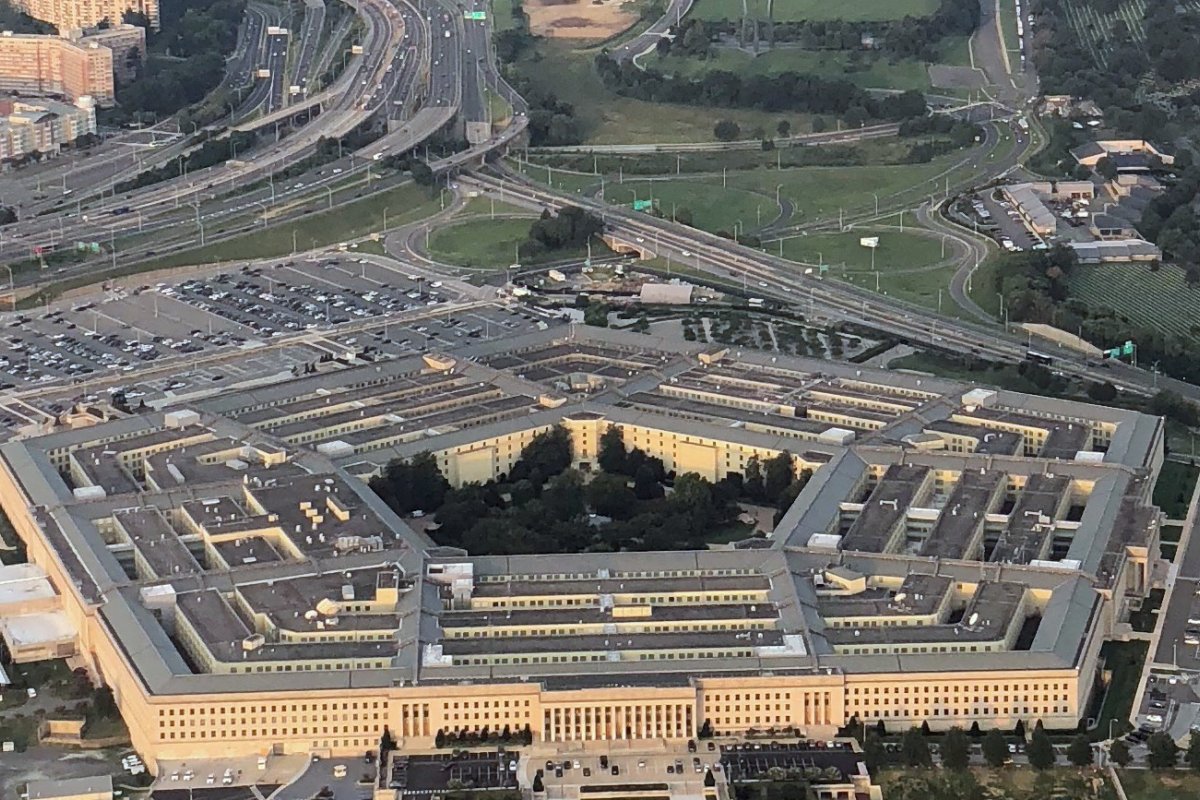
257,756,267,770
333,764,347,778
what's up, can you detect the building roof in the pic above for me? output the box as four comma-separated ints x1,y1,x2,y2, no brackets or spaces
26,775,112,800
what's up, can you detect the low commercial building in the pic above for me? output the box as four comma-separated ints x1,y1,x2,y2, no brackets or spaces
26,775,112,800
1071,139,1174,169
0,96,96,162
0,31,115,103
1001,184,1057,237
1069,239,1161,263
0,328,1166,773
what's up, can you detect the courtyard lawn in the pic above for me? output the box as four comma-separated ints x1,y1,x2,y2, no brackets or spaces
1120,770,1200,800
691,0,939,22
1153,460,1199,519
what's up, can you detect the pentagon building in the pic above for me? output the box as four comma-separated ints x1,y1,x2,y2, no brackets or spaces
0,326,1164,771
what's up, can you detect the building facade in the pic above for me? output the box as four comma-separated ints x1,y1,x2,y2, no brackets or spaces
0,96,96,161
8,0,158,32
0,31,115,103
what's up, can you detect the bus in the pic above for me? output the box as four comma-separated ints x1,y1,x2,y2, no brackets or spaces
1025,349,1053,365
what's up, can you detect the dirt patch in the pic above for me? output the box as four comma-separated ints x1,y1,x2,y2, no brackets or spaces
525,0,639,39
928,64,985,90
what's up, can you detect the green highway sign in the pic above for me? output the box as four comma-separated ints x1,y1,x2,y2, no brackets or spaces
1104,340,1136,359
632,199,653,211
464,10,487,19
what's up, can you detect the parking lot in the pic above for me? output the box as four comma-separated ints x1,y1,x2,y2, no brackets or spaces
388,751,519,797
973,193,1041,252
0,253,559,423
718,740,860,784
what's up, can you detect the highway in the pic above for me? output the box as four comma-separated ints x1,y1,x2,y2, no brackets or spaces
265,29,291,113
456,166,1193,407
291,0,327,98
609,0,694,64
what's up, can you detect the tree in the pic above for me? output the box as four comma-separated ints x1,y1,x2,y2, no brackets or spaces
699,719,713,738
1027,726,1056,770
714,119,741,141
1067,734,1093,767
674,206,694,226
762,451,794,503
435,729,446,748
510,426,573,481
810,116,827,133
1188,731,1200,771
586,473,637,519
633,463,664,500
584,301,609,327
0,206,16,226
969,721,982,737
743,456,765,501
380,726,397,752
941,727,971,771
1109,738,1131,767
1147,731,1179,769
776,119,791,138
532,772,545,792
900,726,932,767
982,729,1009,767
704,769,716,787
597,426,629,475
1088,381,1118,402
861,732,887,774
1096,156,1118,181
1013,719,1026,740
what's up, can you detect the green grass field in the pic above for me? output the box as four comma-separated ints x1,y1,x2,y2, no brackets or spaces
778,229,947,270
996,0,1023,63
132,183,440,271
727,156,966,223
604,179,771,234
1153,460,1199,519
513,42,815,144
653,49,936,92
428,218,534,268
1068,262,1200,339
692,0,939,22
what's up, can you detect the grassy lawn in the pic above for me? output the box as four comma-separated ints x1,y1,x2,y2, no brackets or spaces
692,0,939,22
131,183,440,271
841,263,958,312
604,179,769,234
1129,588,1164,633
966,255,1001,318
937,34,974,68
486,88,513,129
509,159,601,195
1120,770,1200,800
1069,262,1200,340
779,229,947,270
726,156,965,224
428,218,533,268
458,196,533,217
1153,460,1199,519
490,0,519,32
996,0,1023,62
1095,640,1147,740
879,767,1111,800
653,48,935,92
513,41,814,144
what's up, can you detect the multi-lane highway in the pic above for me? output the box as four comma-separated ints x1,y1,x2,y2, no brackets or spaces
291,0,327,98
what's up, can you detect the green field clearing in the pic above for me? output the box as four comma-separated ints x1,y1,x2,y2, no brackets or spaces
428,218,534,268
513,42,814,144
691,0,939,22
490,0,519,32
1068,262,1200,339
132,183,439,271
778,229,947,270
604,180,771,234
844,263,958,311
508,160,600,195
726,156,965,223
996,0,1022,60
458,196,534,217
1153,460,1199,519
653,49,935,92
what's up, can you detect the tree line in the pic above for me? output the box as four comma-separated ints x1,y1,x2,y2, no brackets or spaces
368,424,811,555
595,52,928,121
114,0,247,120
678,0,980,62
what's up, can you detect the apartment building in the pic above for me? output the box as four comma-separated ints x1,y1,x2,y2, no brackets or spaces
9,0,159,32
0,31,115,103
0,95,96,161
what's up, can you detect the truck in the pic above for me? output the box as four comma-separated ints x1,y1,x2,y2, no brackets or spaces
748,297,765,307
